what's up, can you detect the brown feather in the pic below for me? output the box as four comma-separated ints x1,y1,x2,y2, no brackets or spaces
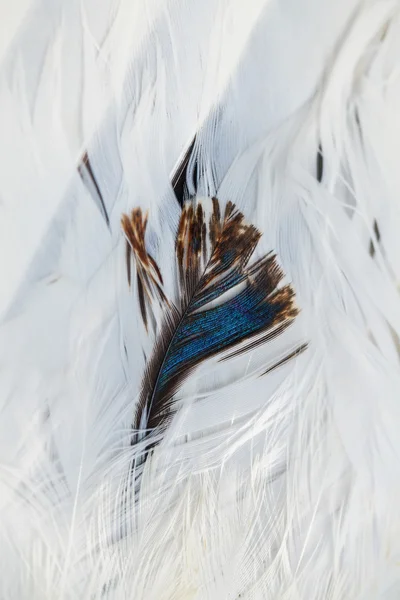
121,209,168,331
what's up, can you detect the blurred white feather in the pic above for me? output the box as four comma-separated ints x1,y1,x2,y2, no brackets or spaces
1,0,400,598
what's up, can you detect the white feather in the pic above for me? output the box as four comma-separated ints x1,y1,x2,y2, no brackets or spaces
1,0,400,598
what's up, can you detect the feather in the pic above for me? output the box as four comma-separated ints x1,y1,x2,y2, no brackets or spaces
123,196,303,454
122,208,168,330
2,0,400,599
78,152,110,228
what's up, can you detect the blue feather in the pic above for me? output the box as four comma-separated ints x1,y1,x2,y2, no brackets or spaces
122,197,302,455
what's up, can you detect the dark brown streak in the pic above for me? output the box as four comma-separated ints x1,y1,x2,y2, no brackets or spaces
316,143,324,183
78,151,110,227
369,219,381,258
373,219,381,242
210,197,221,247
369,240,375,258
137,272,148,330
171,136,197,206
261,343,308,376
125,241,132,286
149,255,164,285
202,221,207,264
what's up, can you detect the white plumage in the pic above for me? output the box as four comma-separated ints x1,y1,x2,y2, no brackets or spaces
1,1,400,598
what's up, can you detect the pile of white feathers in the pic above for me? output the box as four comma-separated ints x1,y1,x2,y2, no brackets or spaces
1,0,400,598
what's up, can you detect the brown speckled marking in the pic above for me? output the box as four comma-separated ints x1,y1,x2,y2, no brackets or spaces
122,209,167,329
78,151,109,226
210,197,221,248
